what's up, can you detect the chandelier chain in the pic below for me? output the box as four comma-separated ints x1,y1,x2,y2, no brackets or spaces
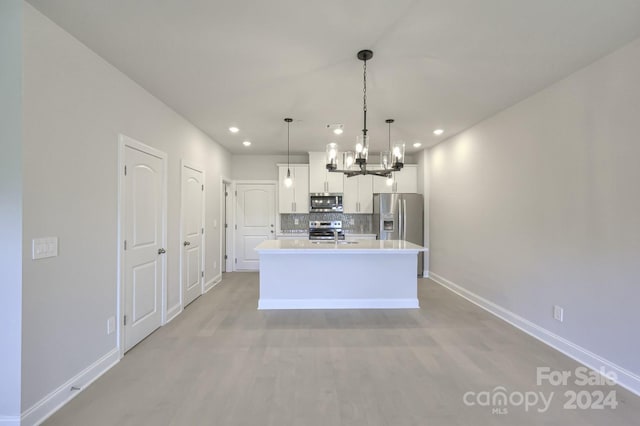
362,59,367,134
363,60,367,113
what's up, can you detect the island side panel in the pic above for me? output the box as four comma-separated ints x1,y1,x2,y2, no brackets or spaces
258,252,419,309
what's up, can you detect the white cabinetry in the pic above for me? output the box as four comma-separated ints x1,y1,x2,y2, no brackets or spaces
372,165,418,194
343,175,373,213
345,234,377,241
309,152,343,193
276,233,309,240
394,164,418,193
278,165,309,213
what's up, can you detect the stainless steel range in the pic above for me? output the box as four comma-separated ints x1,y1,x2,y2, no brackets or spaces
308,220,345,241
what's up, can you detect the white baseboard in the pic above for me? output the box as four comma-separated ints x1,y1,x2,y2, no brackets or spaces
166,303,182,324
429,272,640,397
204,274,222,293
258,298,419,310
0,416,20,426
21,348,120,426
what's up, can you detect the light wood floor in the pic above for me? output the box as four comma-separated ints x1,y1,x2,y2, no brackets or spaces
45,273,639,425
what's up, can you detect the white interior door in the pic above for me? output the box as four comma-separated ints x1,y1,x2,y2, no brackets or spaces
182,164,204,307
224,182,232,273
123,144,165,352
235,183,275,270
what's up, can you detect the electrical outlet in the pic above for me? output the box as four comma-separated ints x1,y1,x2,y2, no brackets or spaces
553,305,564,322
107,316,115,334
294,218,299,225
32,237,58,259
349,218,355,225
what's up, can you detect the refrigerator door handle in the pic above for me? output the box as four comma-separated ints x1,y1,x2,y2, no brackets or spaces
398,199,403,240
403,199,407,240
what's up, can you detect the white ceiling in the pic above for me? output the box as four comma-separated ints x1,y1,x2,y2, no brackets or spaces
27,0,640,155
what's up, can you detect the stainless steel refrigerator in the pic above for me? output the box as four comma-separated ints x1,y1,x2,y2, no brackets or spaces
373,193,424,276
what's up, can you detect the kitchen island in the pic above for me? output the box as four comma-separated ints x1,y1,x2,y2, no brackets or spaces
254,239,426,309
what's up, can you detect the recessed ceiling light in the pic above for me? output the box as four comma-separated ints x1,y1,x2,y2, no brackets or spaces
229,126,239,133
242,141,251,147
433,129,444,136
413,142,422,148
327,123,344,135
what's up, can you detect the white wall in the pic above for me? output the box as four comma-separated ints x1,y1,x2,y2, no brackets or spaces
0,1,23,421
231,154,308,180
21,3,231,413
429,37,640,389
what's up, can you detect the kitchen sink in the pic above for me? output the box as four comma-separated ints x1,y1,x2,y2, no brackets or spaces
311,240,359,245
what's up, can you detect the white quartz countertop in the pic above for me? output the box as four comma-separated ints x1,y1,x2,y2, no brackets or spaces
255,239,427,254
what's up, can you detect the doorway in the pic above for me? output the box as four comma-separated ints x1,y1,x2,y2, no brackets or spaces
222,180,232,273
181,162,205,308
235,182,276,270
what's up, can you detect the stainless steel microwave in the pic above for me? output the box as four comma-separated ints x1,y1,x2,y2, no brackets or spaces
310,193,343,212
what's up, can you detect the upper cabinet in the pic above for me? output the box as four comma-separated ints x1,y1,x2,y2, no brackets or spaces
309,152,344,193
372,164,418,194
278,165,309,213
343,174,373,213
394,164,418,193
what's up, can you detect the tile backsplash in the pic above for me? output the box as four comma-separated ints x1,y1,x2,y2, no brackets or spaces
281,213,374,234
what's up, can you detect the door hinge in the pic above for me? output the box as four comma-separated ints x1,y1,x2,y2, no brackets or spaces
225,223,228,228
123,315,127,326
224,255,228,260
201,271,204,278
235,258,237,264
202,227,204,234
124,165,127,176
235,190,237,196
235,224,237,230
202,184,204,191
124,240,127,250
225,191,228,197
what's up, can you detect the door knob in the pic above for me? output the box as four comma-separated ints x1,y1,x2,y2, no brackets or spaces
183,241,191,246
270,230,274,233
158,248,166,254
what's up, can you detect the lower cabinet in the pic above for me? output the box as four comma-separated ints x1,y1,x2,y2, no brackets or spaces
345,234,377,241
276,234,309,240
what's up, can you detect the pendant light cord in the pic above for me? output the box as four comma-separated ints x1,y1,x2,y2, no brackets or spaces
284,118,292,175
287,120,290,171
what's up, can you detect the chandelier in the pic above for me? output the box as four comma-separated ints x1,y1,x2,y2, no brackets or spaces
325,49,405,178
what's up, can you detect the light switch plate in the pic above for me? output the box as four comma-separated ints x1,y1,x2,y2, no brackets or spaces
553,305,564,322
32,237,58,260
107,317,115,335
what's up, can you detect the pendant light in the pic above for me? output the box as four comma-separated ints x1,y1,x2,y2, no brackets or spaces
325,50,405,178
385,119,394,186
283,118,293,188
